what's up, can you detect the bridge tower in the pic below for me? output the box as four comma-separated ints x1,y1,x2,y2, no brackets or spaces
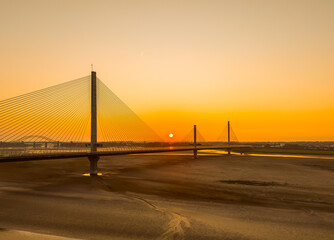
227,121,231,155
193,125,197,159
89,71,99,175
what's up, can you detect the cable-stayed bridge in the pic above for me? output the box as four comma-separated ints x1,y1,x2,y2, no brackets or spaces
0,72,251,175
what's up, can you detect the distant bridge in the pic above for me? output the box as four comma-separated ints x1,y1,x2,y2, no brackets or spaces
0,71,251,175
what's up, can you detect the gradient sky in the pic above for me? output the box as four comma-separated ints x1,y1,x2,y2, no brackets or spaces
1,0,333,141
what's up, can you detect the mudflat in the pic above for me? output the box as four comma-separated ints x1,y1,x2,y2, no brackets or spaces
0,152,334,240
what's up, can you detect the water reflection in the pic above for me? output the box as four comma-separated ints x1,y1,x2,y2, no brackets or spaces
82,173,103,176
246,153,334,160
202,150,334,160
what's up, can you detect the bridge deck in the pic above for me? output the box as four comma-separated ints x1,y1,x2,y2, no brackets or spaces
0,145,251,162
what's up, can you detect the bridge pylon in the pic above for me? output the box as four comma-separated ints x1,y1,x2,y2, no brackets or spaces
227,121,231,155
193,125,197,159
89,71,99,175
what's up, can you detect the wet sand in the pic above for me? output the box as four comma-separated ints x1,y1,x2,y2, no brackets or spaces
0,152,334,239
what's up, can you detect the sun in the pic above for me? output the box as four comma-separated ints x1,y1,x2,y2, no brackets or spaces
169,133,174,138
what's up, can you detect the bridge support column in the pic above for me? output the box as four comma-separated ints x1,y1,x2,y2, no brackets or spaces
227,121,231,155
91,71,97,153
89,71,98,176
89,155,99,176
193,125,197,159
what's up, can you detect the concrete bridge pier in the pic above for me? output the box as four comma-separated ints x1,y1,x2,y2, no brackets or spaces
89,155,99,176
193,149,198,159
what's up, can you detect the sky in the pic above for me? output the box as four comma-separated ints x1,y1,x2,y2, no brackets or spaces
0,0,333,141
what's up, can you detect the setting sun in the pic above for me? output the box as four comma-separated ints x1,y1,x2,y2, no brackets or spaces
169,133,174,138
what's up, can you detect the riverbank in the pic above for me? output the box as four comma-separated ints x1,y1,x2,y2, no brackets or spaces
0,153,333,239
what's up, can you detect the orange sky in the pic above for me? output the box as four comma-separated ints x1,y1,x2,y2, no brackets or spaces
0,0,333,141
